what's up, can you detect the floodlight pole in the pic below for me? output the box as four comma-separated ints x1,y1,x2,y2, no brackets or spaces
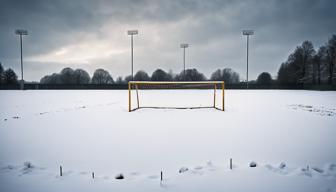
15,29,28,90
243,30,254,89
180,44,189,80
183,47,185,78
246,35,249,88
127,30,138,81
131,35,134,80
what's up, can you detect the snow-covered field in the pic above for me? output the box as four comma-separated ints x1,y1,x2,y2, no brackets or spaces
0,90,336,192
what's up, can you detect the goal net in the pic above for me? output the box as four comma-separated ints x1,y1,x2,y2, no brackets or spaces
128,81,225,112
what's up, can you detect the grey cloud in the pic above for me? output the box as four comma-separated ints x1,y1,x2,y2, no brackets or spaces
0,0,335,81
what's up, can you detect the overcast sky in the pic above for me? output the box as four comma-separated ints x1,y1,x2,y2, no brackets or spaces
0,0,335,81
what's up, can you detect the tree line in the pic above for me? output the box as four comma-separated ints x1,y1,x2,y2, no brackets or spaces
37,67,276,85
1,34,335,86
0,62,298,86
39,67,242,84
277,34,336,85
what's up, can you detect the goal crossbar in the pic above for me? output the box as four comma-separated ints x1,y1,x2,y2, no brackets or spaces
128,81,225,112
129,81,225,84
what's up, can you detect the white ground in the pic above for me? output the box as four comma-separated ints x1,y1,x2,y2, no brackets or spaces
0,90,336,192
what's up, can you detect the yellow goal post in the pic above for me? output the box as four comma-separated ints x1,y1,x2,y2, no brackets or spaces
128,81,225,112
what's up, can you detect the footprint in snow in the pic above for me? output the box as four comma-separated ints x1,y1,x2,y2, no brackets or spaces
191,166,205,175
300,166,314,177
206,161,217,171
311,166,324,174
291,165,324,178
19,162,45,176
289,104,336,117
265,162,290,175
194,166,203,170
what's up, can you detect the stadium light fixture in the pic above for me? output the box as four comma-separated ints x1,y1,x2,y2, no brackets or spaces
242,30,254,89
15,29,28,90
127,30,138,80
180,43,189,80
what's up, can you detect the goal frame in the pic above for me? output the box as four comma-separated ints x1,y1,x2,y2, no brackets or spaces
128,81,225,112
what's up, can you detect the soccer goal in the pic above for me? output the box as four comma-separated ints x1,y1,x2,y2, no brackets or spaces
128,81,225,112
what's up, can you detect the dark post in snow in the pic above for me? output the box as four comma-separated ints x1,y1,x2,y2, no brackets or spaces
15,29,28,90
60,166,63,176
160,171,163,181
127,30,138,81
180,43,189,81
243,30,254,89
92,172,95,179
230,158,233,170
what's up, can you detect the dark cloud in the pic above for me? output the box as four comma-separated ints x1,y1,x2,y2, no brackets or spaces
0,0,335,81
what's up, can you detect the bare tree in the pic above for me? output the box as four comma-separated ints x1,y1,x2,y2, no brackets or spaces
222,68,240,84
60,67,76,84
326,35,336,84
40,68,90,84
3,68,18,84
134,70,150,81
210,68,240,84
151,69,172,81
124,75,132,82
40,73,62,84
278,62,293,85
91,69,114,84
210,69,222,81
257,72,272,85
0,63,4,84
115,76,124,84
175,69,206,81
73,69,90,84
301,41,316,83
314,46,328,84
277,41,315,85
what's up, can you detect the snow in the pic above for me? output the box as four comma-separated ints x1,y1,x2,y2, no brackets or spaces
0,90,336,192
